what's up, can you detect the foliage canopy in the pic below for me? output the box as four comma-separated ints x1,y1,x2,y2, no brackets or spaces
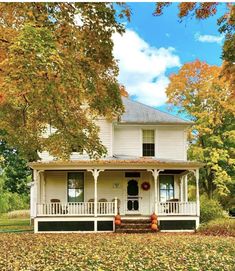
0,3,126,160
167,60,235,198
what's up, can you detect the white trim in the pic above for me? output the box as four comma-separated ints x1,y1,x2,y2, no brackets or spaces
115,124,191,128
184,175,188,202
158,216,198,220
30,165,201,171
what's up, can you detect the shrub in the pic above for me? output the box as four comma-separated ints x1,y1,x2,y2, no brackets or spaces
198,218,235,237
0,191,29,214
200,195,225,223
8,193,29,211
0,192,10,213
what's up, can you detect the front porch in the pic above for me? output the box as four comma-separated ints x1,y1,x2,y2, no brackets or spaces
29,158,202,232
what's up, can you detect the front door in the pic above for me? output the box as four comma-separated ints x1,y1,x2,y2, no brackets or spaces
127,179,139,212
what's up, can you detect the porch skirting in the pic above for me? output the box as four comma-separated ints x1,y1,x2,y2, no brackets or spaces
34,217,115,233
34,215,199,233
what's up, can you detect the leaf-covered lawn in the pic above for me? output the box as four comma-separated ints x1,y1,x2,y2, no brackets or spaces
0,233,234,271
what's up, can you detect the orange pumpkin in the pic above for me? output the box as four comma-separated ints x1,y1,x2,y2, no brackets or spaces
152,219,158,224
115,214,121,221
115,219,121,225
151,213,158,221
151,223,158,231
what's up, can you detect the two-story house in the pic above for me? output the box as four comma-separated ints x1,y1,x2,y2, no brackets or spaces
29,96,202,233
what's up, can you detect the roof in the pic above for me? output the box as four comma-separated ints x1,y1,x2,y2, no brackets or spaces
29,156,203,170
119,96,193,125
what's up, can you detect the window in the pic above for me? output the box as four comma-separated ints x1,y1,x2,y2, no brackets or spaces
159,175,174,202
143,130,155,156
125,172,141,178
68,172,84,202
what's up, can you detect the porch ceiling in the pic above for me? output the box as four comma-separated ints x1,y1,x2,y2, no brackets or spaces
29,157,203,171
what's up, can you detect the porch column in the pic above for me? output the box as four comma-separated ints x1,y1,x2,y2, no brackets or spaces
184,175,188,202
180,176,184,202
33,169,40,217
196,169,200,216
29,181,36,219
88,169,104,231
148,169,163,214
41,172,46,204
35,170,45,215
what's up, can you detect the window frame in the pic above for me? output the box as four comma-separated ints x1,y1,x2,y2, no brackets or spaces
159,175,174,202
142,129,155,157
67,171,85,203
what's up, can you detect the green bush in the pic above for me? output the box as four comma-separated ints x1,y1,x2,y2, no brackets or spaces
0,193,10,213
200,195,225,223
198,218,235,237
0,175,29,213
0,191,29,213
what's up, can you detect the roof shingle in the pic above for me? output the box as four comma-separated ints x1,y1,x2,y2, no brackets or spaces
120,97,193,125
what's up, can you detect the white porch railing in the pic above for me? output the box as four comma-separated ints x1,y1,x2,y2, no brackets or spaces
37,201,116,216
157,201,197,215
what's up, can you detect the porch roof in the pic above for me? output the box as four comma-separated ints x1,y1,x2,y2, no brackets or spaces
29,156,203,170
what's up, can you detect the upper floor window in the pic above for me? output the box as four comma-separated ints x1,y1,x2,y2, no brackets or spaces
143,130,155,156
68,172,84,202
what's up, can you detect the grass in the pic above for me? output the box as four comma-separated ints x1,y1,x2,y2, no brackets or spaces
0,212,32,232
5,209,30,219
0,233,234,271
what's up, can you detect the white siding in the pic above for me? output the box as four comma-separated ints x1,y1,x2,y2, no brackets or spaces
44,171,67,203
96,119,113,156
156,126,186,160
113,127,141,156
39,123,187,161
38,119,113,161
113,125,187,160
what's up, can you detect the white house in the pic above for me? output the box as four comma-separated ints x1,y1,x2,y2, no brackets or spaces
29,96,202,233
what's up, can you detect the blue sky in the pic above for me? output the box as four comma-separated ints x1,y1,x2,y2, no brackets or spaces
112,3,227,119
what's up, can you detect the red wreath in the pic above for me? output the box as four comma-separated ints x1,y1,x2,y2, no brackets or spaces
141,182,150,191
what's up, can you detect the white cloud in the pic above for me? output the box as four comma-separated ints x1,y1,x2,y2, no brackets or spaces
112,29,181,106
194,32,224,44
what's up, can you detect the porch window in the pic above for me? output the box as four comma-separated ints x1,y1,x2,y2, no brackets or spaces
68,172,84,202
159,175,174,202
143,130,155,156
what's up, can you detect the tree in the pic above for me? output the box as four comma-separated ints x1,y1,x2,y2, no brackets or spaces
0,3,129,161
0,137,31,195
154,3,235,92
166,60,235,199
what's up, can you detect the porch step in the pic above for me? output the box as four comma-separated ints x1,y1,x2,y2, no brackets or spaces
115,218,155,234
121,219,151,224
118,223,151,229
115,228,152,234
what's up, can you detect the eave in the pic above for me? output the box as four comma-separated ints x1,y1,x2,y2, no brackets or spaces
28,158,203,171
